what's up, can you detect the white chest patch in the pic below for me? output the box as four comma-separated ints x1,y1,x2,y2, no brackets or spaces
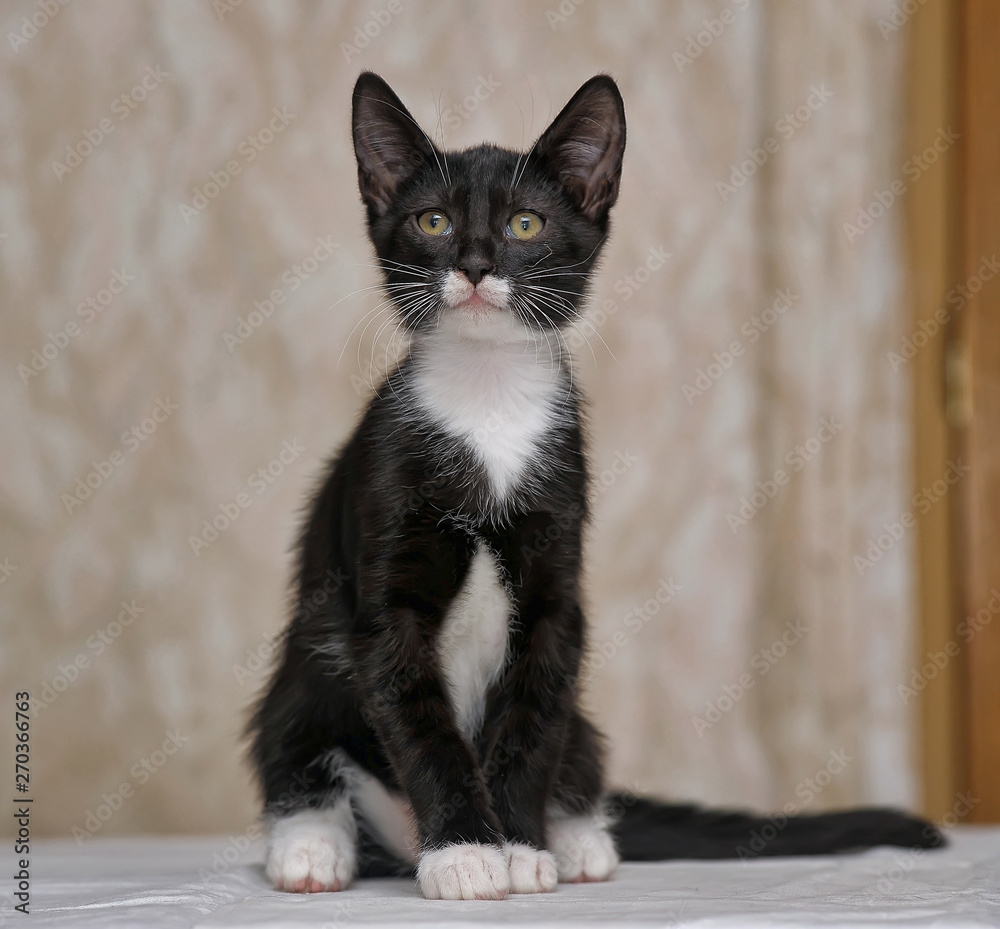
410,333,563,498
437,543,511,740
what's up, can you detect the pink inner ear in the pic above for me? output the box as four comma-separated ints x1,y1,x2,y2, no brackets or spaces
353,74,437,214
558,136,624,220
533,77,626,221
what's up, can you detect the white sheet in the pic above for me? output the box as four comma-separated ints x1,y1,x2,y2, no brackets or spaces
8,828,999,927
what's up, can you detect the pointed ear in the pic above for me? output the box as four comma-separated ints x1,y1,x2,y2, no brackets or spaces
352,72,435,216
534,76,626,222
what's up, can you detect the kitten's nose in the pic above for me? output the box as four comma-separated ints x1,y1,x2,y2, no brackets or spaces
457,260,494,286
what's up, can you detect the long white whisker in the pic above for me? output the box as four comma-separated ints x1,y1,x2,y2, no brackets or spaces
520,237,608,279
337,296,400,368
531,293,599,369
518,286,616,366
351,297,403,374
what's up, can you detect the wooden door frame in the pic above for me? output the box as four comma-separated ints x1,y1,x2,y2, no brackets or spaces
909,0,1000,822
956,0,1000,823
906,0,961,822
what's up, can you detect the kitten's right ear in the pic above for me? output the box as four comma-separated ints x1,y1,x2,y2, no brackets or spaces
352,72,435,217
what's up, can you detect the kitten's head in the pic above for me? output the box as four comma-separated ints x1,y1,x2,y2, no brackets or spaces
351,72,625,342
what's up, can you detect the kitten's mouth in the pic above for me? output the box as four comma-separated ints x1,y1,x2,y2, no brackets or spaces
441,270,510,316
433,269,531,342
461,290,498,315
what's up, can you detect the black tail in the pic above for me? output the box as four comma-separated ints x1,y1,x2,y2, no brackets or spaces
608,794,946,860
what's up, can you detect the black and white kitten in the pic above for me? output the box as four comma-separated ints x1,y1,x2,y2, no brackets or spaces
248,72,942,901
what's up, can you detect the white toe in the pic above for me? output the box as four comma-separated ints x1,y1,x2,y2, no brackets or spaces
505,843,558,893
548,816,619,883
265,805,357,893
417,843,510,900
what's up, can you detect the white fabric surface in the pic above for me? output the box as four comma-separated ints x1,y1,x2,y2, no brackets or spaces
9,828,1000,928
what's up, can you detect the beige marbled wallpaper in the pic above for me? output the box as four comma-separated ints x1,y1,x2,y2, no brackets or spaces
1,0,919,838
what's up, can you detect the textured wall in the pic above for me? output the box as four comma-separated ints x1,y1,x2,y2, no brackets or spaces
0,0,917,838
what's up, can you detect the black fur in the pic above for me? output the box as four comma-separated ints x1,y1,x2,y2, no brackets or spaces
247,71,942,886
608,795,945,860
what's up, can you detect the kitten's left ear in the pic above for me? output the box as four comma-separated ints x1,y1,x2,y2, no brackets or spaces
534,75,626,222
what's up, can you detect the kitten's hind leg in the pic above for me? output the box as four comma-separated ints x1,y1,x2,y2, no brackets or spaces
547,711,619,883
547,807,619,884
266,796,358,893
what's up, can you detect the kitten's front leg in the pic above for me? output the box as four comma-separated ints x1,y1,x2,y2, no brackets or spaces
478,515,599,893
355,532,511,899
357,627,512,899
479,615,574,896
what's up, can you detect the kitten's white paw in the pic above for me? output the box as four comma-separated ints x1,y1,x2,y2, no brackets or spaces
548,817,619,883
504,843,557,894
266,806,357,893
417,843,510,900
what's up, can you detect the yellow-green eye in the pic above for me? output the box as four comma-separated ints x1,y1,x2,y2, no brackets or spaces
417,211,452,235
508,211,544,240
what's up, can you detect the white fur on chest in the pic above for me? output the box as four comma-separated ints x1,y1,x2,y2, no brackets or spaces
410,334,563,498
437,543,510,739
